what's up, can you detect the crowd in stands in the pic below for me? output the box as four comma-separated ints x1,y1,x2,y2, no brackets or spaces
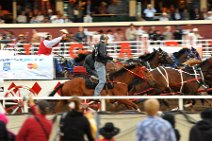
0,24,203,49
0,0,212,24
0,97,212,141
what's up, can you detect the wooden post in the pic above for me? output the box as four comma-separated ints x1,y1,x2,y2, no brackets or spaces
12,0,17,23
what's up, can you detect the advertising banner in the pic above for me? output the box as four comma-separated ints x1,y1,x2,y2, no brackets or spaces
0,55,54,80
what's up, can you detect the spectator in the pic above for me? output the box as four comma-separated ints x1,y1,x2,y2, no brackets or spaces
148,26,156,40
16,11,27,23
36,11,45,23
144,4,156,21
153,30,164,40
106,29,114,43
182,9,190,20
107,0,119,14
114,28,125,41
173,26,183,40
172,9,182,20
0,113,16,141
31,29,40,43
59,97,94,141
136,99,176,141
136,26,146,35
97,2,108,14
162,113,181,141
84,12,93,23
85,111,97,139
189,108,212,141
16,96,52,141
30,16,40,23
192,28,203,40
75,26,87,43
200,8,208,20
125,23,136,41
163,26,173,40
206,11,212,20
98,122,120,141
159,13,169,21
191,8,201,20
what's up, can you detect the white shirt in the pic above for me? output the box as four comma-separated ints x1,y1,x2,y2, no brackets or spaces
43,37,62,48
159,17,169,21
83,15,93,23
17,15,27,23
144,8,156,17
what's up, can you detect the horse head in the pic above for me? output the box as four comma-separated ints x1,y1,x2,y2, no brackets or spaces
198,57,212,87
157,48,174,65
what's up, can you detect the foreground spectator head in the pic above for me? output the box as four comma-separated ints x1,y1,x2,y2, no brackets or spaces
0,113,8,125
99,122,120,139
68,97,82,112
144,99,160,116
35,100,49,115
201,108,212,119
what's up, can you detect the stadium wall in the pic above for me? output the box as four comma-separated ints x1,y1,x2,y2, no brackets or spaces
0,20,212,39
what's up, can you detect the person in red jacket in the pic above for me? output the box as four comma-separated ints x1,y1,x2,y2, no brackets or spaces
16,96,52,141
37,29,68,77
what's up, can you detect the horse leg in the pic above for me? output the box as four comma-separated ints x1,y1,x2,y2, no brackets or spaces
116,99,140,112
54,100,68,113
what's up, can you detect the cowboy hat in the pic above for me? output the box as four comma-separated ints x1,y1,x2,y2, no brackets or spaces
99,122,120,139
60,29,69,34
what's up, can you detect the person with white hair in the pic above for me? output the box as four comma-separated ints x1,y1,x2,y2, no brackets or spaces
136,99,176,141
206,11,212,20
144,4,156,21
159,13,169,21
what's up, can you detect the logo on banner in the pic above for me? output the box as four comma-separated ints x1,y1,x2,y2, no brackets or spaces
3,62,11,71
0,87,4,92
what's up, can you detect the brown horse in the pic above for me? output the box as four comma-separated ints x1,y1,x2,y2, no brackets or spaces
49,77,140,113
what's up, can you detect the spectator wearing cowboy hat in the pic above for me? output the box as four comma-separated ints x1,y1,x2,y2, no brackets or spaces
37,29,68,77
98,122,120,141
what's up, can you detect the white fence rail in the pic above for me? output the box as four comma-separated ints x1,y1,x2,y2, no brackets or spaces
2,39,212,60
1,96,212,112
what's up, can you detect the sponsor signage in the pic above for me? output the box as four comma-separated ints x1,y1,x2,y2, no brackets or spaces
0,55,54,80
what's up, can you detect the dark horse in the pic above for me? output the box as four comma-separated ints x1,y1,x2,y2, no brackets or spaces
172,47,201,67
131,57,212,104
139,48,174,69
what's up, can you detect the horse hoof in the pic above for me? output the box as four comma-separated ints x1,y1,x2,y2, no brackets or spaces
136,108,141,112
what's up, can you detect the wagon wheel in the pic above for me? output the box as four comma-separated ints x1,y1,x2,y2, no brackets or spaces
3,86,36,114
81,99,101,113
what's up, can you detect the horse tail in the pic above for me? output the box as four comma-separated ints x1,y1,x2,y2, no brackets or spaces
49,83,64,96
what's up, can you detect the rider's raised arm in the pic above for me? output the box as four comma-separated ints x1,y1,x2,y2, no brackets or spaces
43,36,63,48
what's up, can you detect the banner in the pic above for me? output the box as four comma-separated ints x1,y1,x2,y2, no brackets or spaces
0,55,54,80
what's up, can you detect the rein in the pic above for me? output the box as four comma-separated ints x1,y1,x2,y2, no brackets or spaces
120,64,147,80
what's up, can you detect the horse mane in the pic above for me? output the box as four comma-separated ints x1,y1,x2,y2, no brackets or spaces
173,48,190,58
199,57,212,68
109,65,136,79
139,50,157,61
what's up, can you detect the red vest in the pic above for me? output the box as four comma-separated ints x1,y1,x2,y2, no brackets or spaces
37,40,52,55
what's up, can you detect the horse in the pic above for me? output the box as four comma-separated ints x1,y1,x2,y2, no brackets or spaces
131,57,212,110
139,48,174,70
49,75,141,113
172,47,201,67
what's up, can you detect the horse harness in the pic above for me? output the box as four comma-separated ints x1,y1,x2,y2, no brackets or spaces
154,66,206,94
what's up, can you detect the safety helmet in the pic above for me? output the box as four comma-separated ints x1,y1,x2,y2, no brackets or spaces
100,34,109,42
